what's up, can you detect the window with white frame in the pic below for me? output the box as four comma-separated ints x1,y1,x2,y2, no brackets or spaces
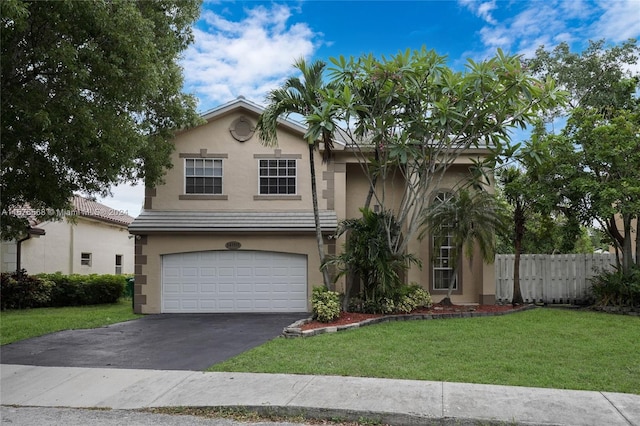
258,159,296,195
81,252,92,267
185,158,222,194
115,254,123,275
432,192,457,290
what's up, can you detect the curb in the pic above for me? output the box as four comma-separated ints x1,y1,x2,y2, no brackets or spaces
203,404,547,426
282,304,537,338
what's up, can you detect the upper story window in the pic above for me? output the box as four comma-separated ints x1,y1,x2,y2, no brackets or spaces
259,159,296,195
185,158,222,194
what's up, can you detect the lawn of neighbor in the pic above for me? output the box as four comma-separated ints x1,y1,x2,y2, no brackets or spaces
208,308,640,395
0,299,141,345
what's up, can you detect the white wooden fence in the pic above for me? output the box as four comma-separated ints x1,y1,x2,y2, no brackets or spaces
495,254,617,304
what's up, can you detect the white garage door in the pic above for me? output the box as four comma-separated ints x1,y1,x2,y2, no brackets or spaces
162,251,308,313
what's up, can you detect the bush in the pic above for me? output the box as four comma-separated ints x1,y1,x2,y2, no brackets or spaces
311,286,341,323
591,266,640,308
39,273,126,306
0,270,54,310
406,283,433,309
348,284,432,314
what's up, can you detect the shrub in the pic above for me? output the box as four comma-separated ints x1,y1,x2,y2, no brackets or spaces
38,273,126,306
348,284,432,314
591,266,640,308
0,270,54,310
406,283,433,308
311,286,341,323
395,295,417,314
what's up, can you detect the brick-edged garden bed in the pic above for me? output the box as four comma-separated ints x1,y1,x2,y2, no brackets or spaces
283,304,537,338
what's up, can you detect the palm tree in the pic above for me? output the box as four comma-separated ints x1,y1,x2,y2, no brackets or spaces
421,189,509,305
255,58,337,289
497,167,533,306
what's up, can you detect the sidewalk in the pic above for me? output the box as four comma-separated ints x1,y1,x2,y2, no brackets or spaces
1,364,639,425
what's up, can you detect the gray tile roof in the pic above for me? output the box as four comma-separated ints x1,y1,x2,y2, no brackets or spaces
129,210,338,233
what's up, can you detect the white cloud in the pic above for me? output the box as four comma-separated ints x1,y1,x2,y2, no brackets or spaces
181,4,321,111
591,0,640,42
459,0,498,25
462,0,640,61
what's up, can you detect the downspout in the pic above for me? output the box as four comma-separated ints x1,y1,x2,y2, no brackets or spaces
69,224,74,274
16,234,31,275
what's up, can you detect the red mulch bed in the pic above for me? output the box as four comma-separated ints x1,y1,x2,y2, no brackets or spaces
300,303,518,331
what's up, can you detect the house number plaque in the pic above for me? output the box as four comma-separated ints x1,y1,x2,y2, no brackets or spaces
225,241,241,250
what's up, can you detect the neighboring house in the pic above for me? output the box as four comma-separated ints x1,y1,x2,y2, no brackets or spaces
129,97,496,314
1,196,135,275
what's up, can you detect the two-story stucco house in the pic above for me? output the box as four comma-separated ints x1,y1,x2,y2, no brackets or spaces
128,97,496,314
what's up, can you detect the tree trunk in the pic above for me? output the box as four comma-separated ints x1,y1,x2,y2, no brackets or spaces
512,206,525,305
342,269,356,311
364,176,378,211
309,143,332,289
635,216,639,267
363,149,379,210
440,263,458,306
622,213,633,274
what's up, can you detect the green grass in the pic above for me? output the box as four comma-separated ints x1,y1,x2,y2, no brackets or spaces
0,299,141,345
208,309,640,394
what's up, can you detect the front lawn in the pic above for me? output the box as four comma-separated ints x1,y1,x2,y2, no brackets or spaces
0,299,141,345
208,308,640,394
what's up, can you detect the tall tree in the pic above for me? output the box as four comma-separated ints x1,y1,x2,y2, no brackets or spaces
527,39,640,271
327,48,564,260
525,39,639,116
1,0,202,239
421,189,508,305
498,167,537,305
558,108,640,273
255,58,338,289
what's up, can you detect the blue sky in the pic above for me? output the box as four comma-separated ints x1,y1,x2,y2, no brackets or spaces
102,0,640,215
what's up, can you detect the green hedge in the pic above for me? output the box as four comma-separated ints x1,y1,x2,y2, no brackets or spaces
0,271,126,310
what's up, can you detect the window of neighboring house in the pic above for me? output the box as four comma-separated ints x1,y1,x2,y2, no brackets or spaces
185,158,223,194
258,159,296,195
81,252,92,267
432,191,457,291
115,254,123,275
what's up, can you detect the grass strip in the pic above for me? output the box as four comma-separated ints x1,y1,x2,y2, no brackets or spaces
0,299,141,345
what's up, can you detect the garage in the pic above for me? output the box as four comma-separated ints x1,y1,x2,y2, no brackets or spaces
161,250,308,313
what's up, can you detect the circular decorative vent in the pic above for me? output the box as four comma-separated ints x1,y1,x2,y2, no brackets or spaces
225,241,242,250
229,116,255,142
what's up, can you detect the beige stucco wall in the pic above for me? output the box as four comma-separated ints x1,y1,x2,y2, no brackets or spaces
150,110,326,213
341,161,494,304
13,218,134,275
135,233,322,314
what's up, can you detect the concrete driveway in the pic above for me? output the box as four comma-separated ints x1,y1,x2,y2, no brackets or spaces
0,313,308,371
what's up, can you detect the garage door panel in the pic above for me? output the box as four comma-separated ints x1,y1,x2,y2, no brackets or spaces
201,283,216,293
162,250,307,313
255,283,270,292
201,268,216,276
219,267,234,277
